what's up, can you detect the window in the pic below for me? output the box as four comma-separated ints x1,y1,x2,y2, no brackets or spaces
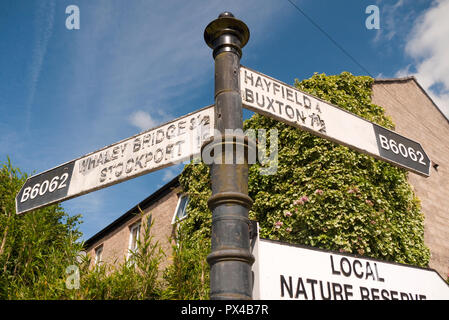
171,194,189,224
127,221,141,261
94,245,103,266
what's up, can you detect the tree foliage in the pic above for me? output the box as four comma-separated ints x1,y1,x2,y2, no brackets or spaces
0,159,166,300
162,225,210,300
0,157,83,299
0,158,206,300
74,216,164,300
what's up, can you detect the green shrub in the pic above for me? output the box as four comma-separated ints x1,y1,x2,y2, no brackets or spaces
0,157,83,299
76,215,164,300
162,225,210,300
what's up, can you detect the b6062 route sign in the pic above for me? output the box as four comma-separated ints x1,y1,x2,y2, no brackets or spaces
240,65,431,177
16,106,214,215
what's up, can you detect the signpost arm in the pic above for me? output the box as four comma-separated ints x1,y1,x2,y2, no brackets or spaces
204,12,255,300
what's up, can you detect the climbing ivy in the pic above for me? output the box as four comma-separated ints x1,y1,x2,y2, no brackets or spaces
177,71,430,288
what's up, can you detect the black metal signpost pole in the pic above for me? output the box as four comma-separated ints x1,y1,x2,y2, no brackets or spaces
204,13,255,300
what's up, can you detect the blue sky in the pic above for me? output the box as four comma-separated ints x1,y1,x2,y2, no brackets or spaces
1,0,448,241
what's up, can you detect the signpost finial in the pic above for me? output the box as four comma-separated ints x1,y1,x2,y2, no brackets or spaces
203,13,254,300
218,11,234,18
204,12,249,58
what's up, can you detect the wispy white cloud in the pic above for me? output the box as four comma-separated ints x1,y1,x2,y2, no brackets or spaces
162,168,177,182
25,0,55,131
372,0,406,43
395,64,412,78
63,189,108,240
68,191,104,214
400,0,449,117
162,163,184,182
61,0,285,155
0,128,21,162
48,0,286,239
128,110,158,132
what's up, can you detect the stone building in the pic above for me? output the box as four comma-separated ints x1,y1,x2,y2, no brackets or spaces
372,76,449,277
84,76,449,278
83,176,185,270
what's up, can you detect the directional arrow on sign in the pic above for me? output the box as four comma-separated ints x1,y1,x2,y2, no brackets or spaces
240,65,431,177
16,105,214,215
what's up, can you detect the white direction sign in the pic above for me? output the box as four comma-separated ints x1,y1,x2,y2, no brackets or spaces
251,237,449,300
240,66,431,177
16,105,214,215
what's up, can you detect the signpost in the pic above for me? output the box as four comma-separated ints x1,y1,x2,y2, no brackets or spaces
16,12,438,301
16,105,214,215
203,12,255,300
240,65,431,177
251,228,449,300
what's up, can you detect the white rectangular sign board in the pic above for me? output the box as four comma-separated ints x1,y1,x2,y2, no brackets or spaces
240,66,431,177
251,236,449,300
16,105,214,215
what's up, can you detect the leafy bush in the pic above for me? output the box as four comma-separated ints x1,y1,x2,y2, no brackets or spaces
0,157,197,300
0,157,83,299
75,216,164,300
162,226,210,300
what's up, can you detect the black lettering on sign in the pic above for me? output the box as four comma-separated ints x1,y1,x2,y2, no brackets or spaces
266,97,275,112
330,255,340,275
280,275,293,298
295,277,308,299
330,255,385,282
320,281,332,300
332,282,344,300
373,124,430,176
353,260,364,278
340,257,352,277
306,278,318,300
255,76,263,90
303,96,312,109
16,161,75,214
263,78,272,93
256,93,265,108
371,288,380,300
344,284,354,300
359,286,370,300
381,289,390,300
245,88,254,104
244,69,254,86
285,104,294,119
365,263,375,280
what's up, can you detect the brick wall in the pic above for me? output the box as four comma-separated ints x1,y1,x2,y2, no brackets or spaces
85,186,182,271
372,79,449,278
